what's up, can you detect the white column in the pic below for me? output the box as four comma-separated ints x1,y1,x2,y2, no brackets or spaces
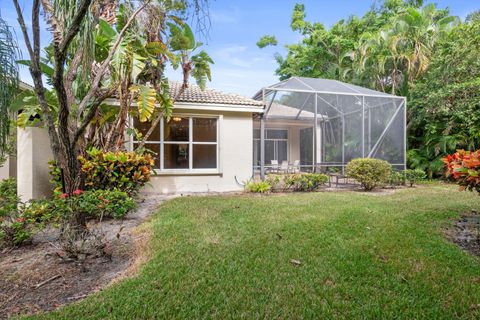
17,127,54,201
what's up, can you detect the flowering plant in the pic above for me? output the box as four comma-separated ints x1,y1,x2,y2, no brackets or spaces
442,149,480,193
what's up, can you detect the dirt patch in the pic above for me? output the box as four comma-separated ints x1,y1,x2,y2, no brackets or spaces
446,211,480,257
0,194,174,319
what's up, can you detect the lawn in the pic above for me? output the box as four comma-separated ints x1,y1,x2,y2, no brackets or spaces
30,184,480,319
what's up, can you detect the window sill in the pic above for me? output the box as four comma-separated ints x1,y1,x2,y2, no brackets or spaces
152,170,223,177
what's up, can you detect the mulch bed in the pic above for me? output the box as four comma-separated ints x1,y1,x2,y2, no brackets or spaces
0,241,130,318
447,211,480,257
0,194,171,319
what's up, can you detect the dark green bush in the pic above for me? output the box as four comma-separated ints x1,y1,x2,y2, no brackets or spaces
77,189,136,219
346,158,392,191
0,178,19,217
265,173,329,192
388,171,406,187
403,169,426,187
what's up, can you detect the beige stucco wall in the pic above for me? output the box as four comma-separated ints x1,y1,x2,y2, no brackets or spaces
14,108,257,198
0,155,17,180
142,110,254,194
17,127,53,201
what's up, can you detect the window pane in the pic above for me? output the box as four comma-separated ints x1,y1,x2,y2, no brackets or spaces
133,118,159,141
133,143,160,169
253,140,260,166
267,129,288,139
265,140,275,164
253,129,260,139
164,143,189,169
193,118,217,142
193,144,217,169
277,141,288,162
164,117,189,141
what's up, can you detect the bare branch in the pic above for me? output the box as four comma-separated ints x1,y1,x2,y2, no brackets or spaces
77,0,150,115
12,0,34,58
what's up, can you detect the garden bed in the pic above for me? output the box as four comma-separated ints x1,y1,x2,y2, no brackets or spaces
446,211,480,257
0,194,172,319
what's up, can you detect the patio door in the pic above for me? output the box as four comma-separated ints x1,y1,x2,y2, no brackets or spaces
253,129,288,167
300,127,313,170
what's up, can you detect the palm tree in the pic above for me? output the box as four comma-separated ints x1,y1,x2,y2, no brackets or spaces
0,13,19,158
392,4,458,85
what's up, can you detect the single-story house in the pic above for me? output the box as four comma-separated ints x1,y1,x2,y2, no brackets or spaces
4,77,406,200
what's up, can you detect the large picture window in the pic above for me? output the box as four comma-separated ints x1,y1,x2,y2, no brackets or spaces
133,116,218,172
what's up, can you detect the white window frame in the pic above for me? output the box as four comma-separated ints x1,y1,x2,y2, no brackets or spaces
131,114,221,175
253,128,289,168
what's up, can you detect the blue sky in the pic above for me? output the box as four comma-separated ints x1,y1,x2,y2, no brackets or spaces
1,0,478,97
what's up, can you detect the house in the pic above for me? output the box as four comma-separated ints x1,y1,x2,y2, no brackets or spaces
8,77,406,200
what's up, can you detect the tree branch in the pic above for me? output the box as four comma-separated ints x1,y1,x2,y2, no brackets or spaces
12,0,62,159
72,85,118,147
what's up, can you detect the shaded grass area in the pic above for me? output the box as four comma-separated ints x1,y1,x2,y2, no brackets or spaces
29,184,480,319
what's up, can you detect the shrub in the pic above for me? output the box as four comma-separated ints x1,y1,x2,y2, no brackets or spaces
0,178,19,217
77,189,136,219
79,148,154,195
51,148,154,196
443,150,480,193
403,169,426,187
292,173,328,191
346,158,392,191
388,171,406,187
265,173,328,192
245,180,271,193
265,174,282,191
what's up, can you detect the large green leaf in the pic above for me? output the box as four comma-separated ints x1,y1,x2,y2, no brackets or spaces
17,60,54,78
131,85,157,122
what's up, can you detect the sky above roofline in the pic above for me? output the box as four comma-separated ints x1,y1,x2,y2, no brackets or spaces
2,0,477,98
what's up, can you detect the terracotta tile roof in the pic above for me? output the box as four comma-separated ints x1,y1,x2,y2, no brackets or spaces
19,79,264,108
170,81,264,107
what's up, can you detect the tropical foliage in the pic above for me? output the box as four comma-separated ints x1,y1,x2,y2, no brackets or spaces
8,0,211,234
443,150,480,194
259,0,479,177
0,13,19,160
409,20,480,176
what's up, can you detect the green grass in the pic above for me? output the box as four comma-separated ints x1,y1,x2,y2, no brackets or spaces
30,184,480,319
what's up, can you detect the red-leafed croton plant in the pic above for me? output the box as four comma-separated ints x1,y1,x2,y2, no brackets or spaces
442,150,480,193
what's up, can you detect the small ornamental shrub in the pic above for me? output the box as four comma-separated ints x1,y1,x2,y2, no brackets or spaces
245,180,271,193
292,173,328,191
265,173,328,192
79,148,154,195
77,189,136,219
265,174,281,191
346,158,392,191
53,189,136,220
51,148,154,196
0,178,19,217
443,150,480,193
388,171,406,187
403,169,426,187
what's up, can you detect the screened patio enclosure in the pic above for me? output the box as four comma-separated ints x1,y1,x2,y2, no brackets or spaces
252,77,406,178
